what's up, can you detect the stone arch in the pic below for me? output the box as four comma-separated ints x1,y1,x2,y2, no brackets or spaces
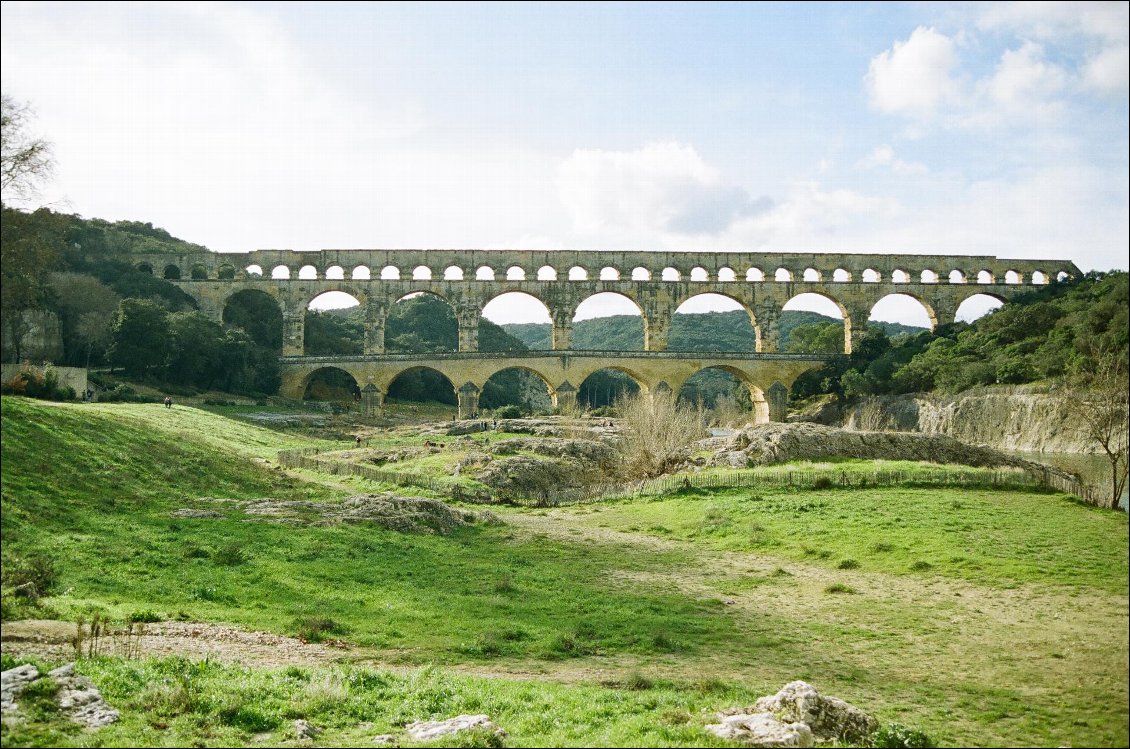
891,268,910,283
217,264,236,280
413,265,433,280
1055,270,1071,282
444,265,465,281
245,264,264,277
325,265,345,280
380,265,400,280
506,266,526,281
304,291,364,356
576,366,645,410
298,264,318,280
1032,270,1049,285
568,266,589,281
774,267,792,282
480,365,555,413
717,266,736,282
386,291,457,354
833,268,851,282
690,266,709,282
802,267,821,282
921,269,939,283
869,292,937,331
136,262,154,275
385,366,457,408
303,366,361,402
572,291,647,350
783,292,849,354
746,267,765,282
977,270,994,284
537,265,557,281
599,266,620,281
862,268,881,283
222,288,283,350
661,267,681,281
271,265,291,280
480,291,553,350
190,263,208,280
675,365,769,425
955,292,1006,323
948,269,966,284
1004,269,1021,284
631,267,651,281
353,265,372,280
163,264,182,280
672,292,759,352
476,265,497,281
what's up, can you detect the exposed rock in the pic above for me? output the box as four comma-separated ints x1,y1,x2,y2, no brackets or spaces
405,714,507,742
1,664,39,713
751,681,877,743
446,421,491,436
170,508,223,519
295,719,322,740
490,437,617,467
371,734,398,745
477,455,586,494
705,712,814,747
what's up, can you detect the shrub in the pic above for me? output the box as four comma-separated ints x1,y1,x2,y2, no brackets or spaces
1,551,59,598
909,560,933,571
212,543,248,566
838,559,860,570
625,671,654,690
825,583,856,594
293,617,346,643
128,609,163,623
492,404,524,419
871,722,937,748
813,476,835,490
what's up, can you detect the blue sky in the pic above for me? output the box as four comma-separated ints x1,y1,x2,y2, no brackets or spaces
2,2,1127,323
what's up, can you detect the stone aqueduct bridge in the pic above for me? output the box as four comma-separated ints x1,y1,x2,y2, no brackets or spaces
147,249,1079,419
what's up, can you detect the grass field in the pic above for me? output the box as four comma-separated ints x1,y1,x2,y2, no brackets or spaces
2,397,1127,747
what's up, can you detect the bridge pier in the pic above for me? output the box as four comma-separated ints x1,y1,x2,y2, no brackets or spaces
457,382,481,419
551,313,573,350
552,381,577,413
283,310,305,356
363,301,387,355
361,383,384,416
767,382,789,423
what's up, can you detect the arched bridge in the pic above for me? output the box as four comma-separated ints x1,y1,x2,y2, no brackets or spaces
142,249,1078,419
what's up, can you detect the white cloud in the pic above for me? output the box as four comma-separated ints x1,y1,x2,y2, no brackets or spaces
865,27,959,117
558,142,771,239
971,42,1068,125
1082,45,1130,93
976,1,1129,45
856,145,928,176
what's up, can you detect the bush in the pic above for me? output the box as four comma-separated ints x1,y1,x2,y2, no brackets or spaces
837,559,860,570
212,543,248,566
492,404,524,419
825,583,856,594
871,723,937,748
1,551,59,598
128,609,163,623
293,617,346,643
1,368,74,401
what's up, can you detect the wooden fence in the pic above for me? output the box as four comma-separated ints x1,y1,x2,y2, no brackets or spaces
276,446,1104,507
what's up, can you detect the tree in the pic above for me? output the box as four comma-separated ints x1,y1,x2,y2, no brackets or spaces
1073,344,1130,510
48,273,121,366
1,207,63,362
108,299,171,377
1,95,54,205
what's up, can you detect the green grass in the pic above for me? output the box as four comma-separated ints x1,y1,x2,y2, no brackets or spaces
2,395,1127,748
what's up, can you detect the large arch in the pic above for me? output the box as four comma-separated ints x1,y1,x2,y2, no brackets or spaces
572,292,646,351
675,366,769,425
670,293,758,352
385,291,457,353
577,366,643,411
222,289,283,351
303,366,360,403
304,291,363,356
480,291,553,350
782,292,848,354
955,293,1006,323
480,365,554,414
386,366,457,408
868,293,936,330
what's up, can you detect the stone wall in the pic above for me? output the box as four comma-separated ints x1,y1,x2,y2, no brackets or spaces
0,363,87,399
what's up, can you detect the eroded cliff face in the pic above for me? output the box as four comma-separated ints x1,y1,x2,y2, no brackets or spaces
840,386,1097,454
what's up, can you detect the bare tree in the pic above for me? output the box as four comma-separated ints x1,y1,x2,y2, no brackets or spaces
1,94,54,205
615,390,706,479
1074,346,1129,510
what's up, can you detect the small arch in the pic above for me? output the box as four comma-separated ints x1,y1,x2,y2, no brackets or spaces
948,270,966,284
1032,271,1049,285
802,268,821,282
717,267,736,282
190,264,208,280
746,267,765,282
690,266,709,282
163,264,182,280
631,267,651,281
661,267,681,281
380,265,400,280
833,268,851,282
783,293,848,354
136,263,154,275
303,367,361,403
891,269,910,283
599,266,620,281
977,270,994,284
537,265,557,281
862,269,881,283
1004,270,1021,285
921,269,939,284
444,266,465,281
386,366,457,408
568,266,589,281
1055,270,1070,282
869,293,935,330
353,265,372,280
411,266,431,280
476,266,497,281
271,265,291,280
506,266,526,281
245,264,263,277
774,267,792,282
325,265,345,280
577,367,643,410
956,293,1006,323
217,264,236,280
298,264,318,280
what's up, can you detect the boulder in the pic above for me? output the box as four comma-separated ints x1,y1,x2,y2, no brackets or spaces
404,714,506,742
295,719,322,740
1,664,39,713
2,662,119,728
705,712,814,747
